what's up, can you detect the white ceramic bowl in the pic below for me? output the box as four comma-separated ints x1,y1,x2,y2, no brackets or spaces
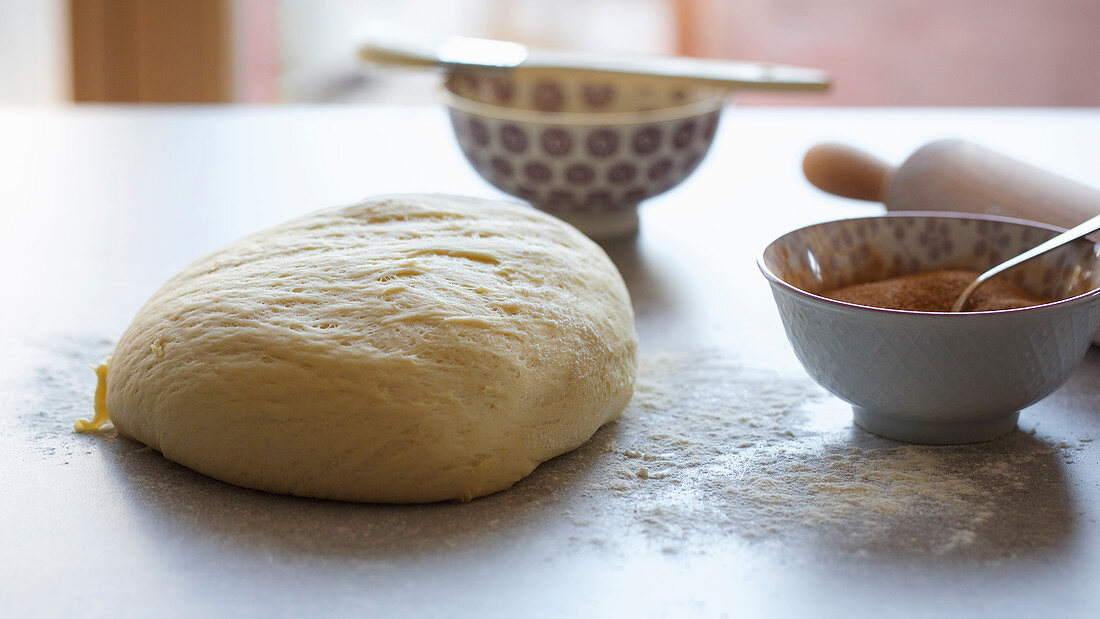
443,70,725,239
759,213,1100,444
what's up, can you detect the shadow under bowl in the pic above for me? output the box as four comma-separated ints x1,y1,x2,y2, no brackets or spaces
758,212,1100,444
443,69,725,239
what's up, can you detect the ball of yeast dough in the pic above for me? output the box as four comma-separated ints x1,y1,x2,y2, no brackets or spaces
106,194,637,503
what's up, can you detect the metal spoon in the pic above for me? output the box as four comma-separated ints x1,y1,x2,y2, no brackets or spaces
359,32,831,92
951,212,1100,312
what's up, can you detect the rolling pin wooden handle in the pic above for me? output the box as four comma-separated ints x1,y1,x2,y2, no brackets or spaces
802,142,894,203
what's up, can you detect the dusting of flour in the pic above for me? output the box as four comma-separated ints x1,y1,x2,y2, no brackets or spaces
19,340,1079,562
562,351,1075,559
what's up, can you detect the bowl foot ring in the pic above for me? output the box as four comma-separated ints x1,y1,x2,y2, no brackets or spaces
543,207,639,240
852,407,1019,445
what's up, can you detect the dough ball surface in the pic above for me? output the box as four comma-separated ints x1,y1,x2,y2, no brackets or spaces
106,194,637,503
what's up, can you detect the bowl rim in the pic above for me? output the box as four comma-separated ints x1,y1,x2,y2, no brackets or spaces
756,211,1100,316
439,83,728,126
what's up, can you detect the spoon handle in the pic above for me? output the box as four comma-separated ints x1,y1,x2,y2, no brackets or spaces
360,35,831,92
951,212,1100,312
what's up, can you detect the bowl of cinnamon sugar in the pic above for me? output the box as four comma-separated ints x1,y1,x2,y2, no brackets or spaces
758,212,1100,444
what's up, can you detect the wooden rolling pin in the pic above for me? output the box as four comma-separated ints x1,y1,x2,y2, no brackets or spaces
803,139,1099,230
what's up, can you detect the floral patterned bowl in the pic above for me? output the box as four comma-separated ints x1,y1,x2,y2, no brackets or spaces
443,70,725,239
759,213,1100,444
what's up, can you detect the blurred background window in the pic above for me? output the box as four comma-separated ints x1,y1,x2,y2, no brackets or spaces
1,0,1098,106
0,0,69,104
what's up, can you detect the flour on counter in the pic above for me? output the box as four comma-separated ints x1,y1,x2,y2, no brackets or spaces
564,352,1076,559
16,336,117,462
19,340,1081,563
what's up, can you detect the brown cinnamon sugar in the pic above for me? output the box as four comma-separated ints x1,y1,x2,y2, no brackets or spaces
823,269,1053,312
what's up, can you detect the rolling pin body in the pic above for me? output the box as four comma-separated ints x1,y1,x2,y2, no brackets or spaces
803,139,1100,229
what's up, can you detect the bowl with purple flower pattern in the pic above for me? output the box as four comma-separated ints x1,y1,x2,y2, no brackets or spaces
759,213,1100,445
443,70,725,239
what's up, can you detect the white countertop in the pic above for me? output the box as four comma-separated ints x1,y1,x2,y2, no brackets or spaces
2,106,1099,618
